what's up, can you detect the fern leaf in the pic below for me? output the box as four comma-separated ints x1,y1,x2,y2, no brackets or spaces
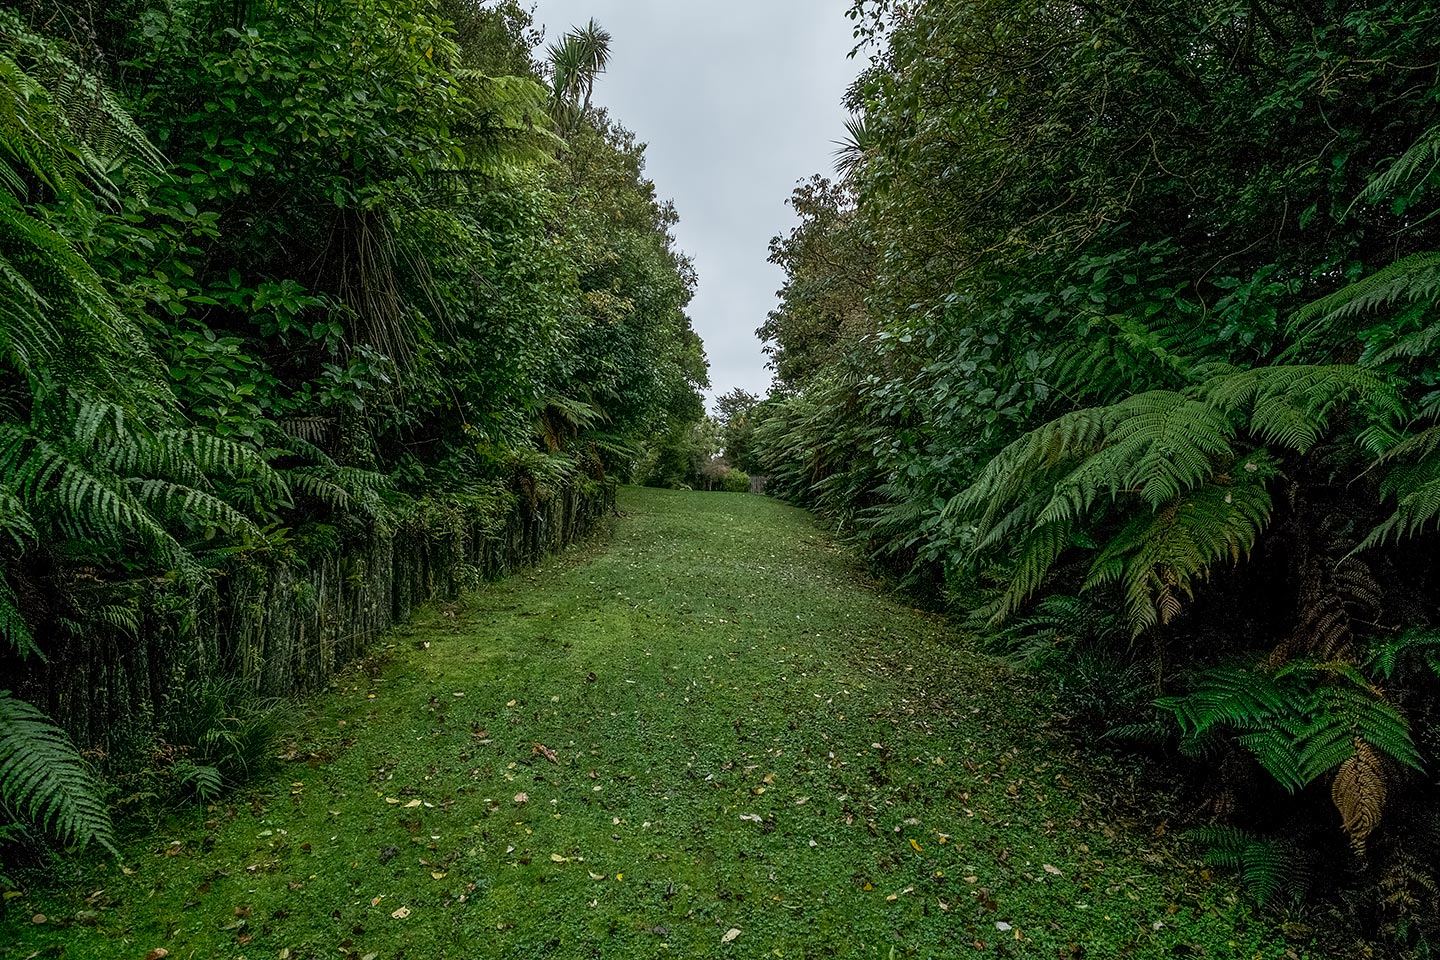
0,690,115,854
1368,628,1440,680
1189,826,1307,907
1201,365,1401,454
1288,253,1440,347
1358,125,1440,206
0,574,39,659
1083,469,1275,636
1332,739,1386,857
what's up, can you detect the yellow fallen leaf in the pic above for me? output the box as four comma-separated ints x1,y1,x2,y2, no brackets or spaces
588,871,605,880
384,798,399,804
862,882,873,891
404,800,422,809
431,872,447,880
550,854,568,863
721,928,741,943
909,838,923,853
886,893,898,902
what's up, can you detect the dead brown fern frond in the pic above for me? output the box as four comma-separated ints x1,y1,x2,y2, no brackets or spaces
1332,738,1387,857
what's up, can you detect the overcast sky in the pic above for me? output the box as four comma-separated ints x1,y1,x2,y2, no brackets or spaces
531,1,863,405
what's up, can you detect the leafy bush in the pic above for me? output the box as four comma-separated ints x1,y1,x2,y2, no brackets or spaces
720,468,751,494
755,0,1440,942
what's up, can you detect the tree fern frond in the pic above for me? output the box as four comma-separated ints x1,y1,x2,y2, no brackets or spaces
1084,470,1275,635
124,478,258,539
0,690,115,854
1358,125,1440,206
0,574,38,659
1368,628,1440,680
1160,663,1421,801
1189,826,1307,907
1287,253,1440,350
984,518,1077,625
1201,365,1401,454
1333,739,1387,856
1157,667,1293,742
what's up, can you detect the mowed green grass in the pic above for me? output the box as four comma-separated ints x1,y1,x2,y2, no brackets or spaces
4,487,1307,959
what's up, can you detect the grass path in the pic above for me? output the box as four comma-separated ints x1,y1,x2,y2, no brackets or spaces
6,488,1304,959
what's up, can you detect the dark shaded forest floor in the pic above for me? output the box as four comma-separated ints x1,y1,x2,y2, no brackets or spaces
4,488,1312,958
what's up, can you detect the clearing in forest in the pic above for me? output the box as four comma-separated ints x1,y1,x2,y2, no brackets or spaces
5,488,1303,958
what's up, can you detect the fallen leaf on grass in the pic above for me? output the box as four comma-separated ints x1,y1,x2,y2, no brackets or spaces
1043,864,1063,876
391,907,411,920
550,854,569,863
533,743,559,764
513,793,529,804
588,871,606,880
909,839,924,852
404,800,422,809
721,928,741,943
431,871,447,880
144,950,169,960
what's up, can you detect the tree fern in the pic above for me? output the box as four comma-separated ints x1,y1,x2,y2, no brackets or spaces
0,574,37,659
1368,629,1440,681
1201,365,1402,455
1159,662,1420,852
1355,125,1440,209
1287,252,1440,351
1084,468,1275,636
0,690,115,855
1189,825,1308,907
1359,420,1440,549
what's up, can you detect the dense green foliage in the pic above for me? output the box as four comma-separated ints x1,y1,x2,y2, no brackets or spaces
753,0,1440,946
0,0,704,863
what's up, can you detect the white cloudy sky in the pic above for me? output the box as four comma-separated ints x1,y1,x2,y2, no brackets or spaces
530,0,863,404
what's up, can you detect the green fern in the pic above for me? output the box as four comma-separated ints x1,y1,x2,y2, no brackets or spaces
1360,421,1440,549
0,690,115,854
1288,253,1440,350
1189,826,1307,907
1084,468,1275,635
0,574,37,659
1201,365,1402,455
1357,125,1440,209
1158,663,1421,794
953,360,1405,633
1368,629,1440,681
